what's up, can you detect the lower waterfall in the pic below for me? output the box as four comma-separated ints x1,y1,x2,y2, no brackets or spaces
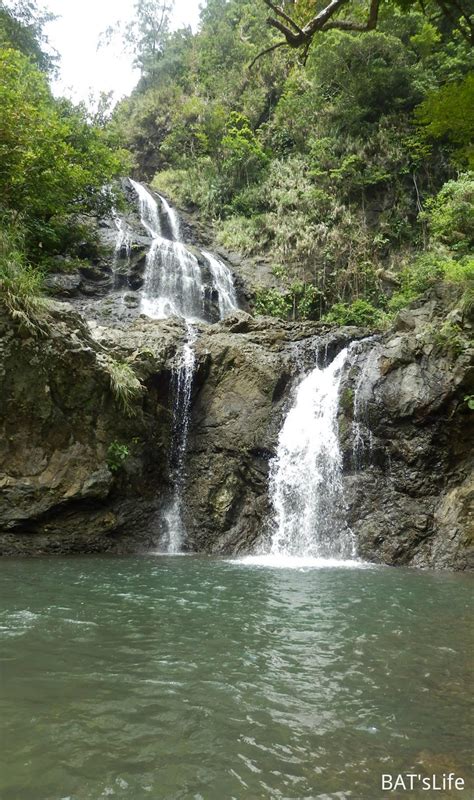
161,323,197,553
267,347,356,562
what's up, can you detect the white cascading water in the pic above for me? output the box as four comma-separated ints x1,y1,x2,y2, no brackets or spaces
351,340,379,468
113,216,132,262
125,180,239,551
129,178,205,321
129,178,161,237
158,191,181,241
163,323,197,553
267,347,356,562
129,179,238,322
202,250,238,318
142,238,206,320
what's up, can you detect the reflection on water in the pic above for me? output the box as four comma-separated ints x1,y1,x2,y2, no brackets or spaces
0,556,471,800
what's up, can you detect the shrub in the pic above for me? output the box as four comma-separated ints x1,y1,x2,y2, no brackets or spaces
216,215,269,255
428,320,467,357
253,287,292,318
106,359,142,416
323,298,384,326
389,253,474,312
424,173,474,254
0,224,47,331
107,441,130,472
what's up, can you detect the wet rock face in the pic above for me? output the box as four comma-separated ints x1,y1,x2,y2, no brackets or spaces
0,288,472,569
0,304,184,555
0,303,356,557
338,287,474,570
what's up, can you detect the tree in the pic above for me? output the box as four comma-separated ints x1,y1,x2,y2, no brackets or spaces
0,0,57,72
100,0,174,79
415,74,474,168
251,0,473,65
0,48,125,256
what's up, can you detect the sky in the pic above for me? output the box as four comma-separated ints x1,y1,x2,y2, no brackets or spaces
44,0,202,105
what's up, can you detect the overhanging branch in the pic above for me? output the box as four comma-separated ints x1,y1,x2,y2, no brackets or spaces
248,40,288,69
251,0,381,67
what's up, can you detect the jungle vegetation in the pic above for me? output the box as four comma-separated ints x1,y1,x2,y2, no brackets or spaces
1,0,472,322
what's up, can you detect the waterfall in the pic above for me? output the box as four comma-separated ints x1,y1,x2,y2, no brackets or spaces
268,347,355,561
123,180,240,552
128,179,238,322
129,178,161,237
129,178,205,320
141,239,206,321
157,192,181,241
202,250,238,318
162,323,197,553
113,216,132,262
112,215,132,285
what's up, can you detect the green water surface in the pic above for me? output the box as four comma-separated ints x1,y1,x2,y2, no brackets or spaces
0,555,472,800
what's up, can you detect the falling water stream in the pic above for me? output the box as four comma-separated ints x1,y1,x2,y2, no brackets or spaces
202,249,239,318
269,346,354,560
128,179,237,323
242,347,357,568
126,180,239,552
162,322,197,553
112,213,132,292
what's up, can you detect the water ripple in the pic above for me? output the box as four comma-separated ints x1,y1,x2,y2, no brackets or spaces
0,555,471,800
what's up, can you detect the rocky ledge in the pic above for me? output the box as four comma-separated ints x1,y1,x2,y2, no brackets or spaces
0,284,472,568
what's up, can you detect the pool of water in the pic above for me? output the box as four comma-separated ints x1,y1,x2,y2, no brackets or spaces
0,555,472,799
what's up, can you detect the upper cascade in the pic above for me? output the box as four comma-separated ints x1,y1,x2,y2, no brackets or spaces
268,347,356,561
127,179,239,323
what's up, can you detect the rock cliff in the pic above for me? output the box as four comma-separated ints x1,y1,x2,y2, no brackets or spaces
0,284,472,568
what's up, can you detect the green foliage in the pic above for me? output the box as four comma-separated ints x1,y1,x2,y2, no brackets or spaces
0,222,47,331
323,299,385,327
0,47,127,262
107,441,130,473
100,0,173,78
0,1,57,73
253,282,320,320
216,214,269,255
424,173,474,254
388,254,443,310
415,75,474,168
388,252,473,312
219,112,268,192
429,320,467,357
253,287,292,319
106,360,142,416
464,395,474,411
460,285,474,317
113,2,472,326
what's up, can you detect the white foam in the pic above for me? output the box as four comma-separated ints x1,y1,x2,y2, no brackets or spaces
229,554,371,570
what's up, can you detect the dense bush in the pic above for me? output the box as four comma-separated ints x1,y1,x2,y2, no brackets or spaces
323,299,386,327
424,173,474,254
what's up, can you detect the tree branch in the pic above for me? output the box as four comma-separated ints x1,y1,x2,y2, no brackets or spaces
258,0,380,57
248,40,288,70
302,0,350,38
312,0,379,34
262,1,304,35
266,16,303,47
